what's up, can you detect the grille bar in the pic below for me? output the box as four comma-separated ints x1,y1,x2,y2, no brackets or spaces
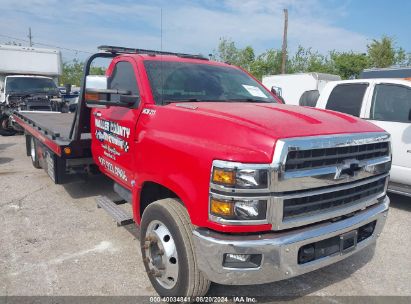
285,142,389,171
283,177,386,219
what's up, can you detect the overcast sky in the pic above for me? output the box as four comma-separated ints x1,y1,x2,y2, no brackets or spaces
0,0,409,61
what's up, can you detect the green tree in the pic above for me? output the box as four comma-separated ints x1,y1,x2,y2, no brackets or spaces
213,36,411,81
250,49,283,80
60,59,83,86
60,59,106,86
367,36,396,68
238,46,255,71
288,46,335,74
331,51,370,79
214,38,240,65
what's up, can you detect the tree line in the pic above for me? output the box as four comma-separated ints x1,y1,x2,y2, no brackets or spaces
60,35,410,85
213,36,410,80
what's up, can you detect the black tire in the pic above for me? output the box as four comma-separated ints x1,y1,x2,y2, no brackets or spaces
141,198,210,297
0,115,17,136
30,137,41,169
0,128,16,136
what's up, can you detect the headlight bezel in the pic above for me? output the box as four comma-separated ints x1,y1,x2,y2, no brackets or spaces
210,160,271,193
209,193,269,224
209,160,271,225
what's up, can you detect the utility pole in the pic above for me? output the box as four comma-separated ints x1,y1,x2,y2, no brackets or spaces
281,9,288,74
28,27,33,47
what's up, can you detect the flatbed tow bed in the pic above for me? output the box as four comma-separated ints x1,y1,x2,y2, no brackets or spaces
11,49,115,183
13,110,94,183
14,112,76,140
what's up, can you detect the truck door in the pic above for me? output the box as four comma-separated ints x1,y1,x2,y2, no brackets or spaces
365,82,411,185
91,59,141,188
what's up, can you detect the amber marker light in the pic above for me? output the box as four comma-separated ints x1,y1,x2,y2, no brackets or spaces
63,147,72,155
212,168,235,186
85,92,99,101
210,198,234,217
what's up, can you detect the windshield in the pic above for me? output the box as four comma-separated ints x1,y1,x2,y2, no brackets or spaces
143,61,277,104
6,77,58,94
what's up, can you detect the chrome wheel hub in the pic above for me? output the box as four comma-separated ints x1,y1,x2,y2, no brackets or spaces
144,220,179,289
30,138,36,161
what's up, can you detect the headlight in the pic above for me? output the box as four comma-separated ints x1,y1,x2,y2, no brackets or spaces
211,164,269,189
210,196,267,221
209,160,270,224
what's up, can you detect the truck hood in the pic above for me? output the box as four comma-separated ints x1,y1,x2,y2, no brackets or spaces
151,102,384,163
175,102,382,137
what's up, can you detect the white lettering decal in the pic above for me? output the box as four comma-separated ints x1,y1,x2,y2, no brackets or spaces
94,118,130,139
98,156,128,181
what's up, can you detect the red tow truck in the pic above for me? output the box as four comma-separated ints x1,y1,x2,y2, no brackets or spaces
13,46,392,297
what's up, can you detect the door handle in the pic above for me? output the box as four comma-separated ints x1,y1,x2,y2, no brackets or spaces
94,111,102,117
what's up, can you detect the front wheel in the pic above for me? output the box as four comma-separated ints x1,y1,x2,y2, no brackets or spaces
141,198,210,297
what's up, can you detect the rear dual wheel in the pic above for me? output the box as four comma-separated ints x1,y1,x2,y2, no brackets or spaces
30,136,41,169
141,198,210,297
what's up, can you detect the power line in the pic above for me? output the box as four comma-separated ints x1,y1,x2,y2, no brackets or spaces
0,33,94,54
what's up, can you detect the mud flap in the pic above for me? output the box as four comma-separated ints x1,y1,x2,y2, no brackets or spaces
44,150,66,184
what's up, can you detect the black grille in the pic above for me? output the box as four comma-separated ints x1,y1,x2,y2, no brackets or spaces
283,177,386,220
285,142,389,171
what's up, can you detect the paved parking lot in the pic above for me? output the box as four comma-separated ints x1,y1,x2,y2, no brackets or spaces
1,135,410,298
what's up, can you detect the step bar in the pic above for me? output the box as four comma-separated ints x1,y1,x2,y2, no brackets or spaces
96,195,134,226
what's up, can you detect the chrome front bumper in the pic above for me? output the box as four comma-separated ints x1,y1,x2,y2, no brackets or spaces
192,197,389,285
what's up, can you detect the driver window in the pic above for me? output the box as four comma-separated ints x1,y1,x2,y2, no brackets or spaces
109,61,139,102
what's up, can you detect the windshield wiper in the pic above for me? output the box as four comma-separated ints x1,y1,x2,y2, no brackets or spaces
163,98,204,104
226,98,272,103
163,98,273,104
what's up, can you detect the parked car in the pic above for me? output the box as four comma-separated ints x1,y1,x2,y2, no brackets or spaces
316,78,411,197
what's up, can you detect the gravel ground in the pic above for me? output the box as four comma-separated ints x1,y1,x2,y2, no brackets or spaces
1,135,410,300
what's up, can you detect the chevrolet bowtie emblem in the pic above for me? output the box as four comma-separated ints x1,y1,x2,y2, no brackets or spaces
334,159,364,180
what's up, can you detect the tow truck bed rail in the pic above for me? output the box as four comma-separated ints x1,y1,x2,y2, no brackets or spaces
13,111,91,158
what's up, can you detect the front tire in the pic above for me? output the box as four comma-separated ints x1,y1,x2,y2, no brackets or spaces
141,198,210,297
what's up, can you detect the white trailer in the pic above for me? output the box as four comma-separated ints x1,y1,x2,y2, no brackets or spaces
262,73,341,106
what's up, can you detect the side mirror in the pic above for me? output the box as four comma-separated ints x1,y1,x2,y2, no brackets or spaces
86,75,107,90
85,75,138,108
85,88,138,108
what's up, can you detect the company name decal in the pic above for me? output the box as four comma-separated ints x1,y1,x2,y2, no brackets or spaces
94,118,130,158
95,130,129,152
95,118,131,139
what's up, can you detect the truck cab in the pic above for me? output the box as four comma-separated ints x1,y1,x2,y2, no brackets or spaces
316,79,411,197
13,46,392,297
